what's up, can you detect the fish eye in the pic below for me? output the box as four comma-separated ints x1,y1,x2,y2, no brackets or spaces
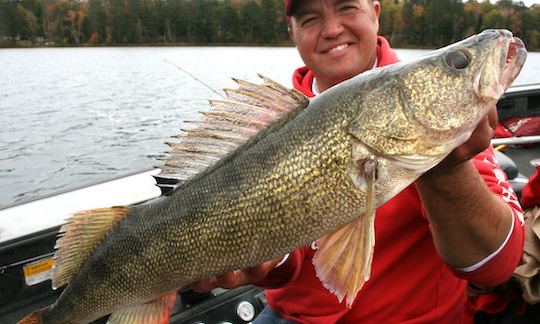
445,50,470,70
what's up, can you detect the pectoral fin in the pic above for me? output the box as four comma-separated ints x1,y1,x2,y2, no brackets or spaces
106,291,177,324
313,159,377,308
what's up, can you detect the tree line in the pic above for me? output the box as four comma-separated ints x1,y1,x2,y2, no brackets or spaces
1,0,539,50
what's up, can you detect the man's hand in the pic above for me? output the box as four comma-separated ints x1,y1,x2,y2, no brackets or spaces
183,259,281,293
426,104,498,177
415,104,513,268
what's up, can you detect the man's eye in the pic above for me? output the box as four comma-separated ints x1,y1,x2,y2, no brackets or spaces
301,16,318,27
339,5,358,12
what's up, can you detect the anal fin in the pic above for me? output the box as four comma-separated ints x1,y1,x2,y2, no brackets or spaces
313,158,377,308
107,291,177,324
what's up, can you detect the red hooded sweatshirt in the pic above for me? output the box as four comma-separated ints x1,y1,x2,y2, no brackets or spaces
257,36,524,324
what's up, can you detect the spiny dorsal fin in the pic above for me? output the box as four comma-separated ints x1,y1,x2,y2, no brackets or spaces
52,206,129,289
155,75,307,193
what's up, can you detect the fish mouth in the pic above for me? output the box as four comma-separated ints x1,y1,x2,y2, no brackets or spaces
478,30,527,101
500,35,527,90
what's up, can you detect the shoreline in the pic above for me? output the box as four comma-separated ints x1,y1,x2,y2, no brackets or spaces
0,40,296,49
3,41,538,52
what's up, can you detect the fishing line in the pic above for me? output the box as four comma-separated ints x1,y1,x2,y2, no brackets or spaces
164,59,225,99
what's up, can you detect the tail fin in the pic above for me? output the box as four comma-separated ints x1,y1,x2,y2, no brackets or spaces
18,309,44,324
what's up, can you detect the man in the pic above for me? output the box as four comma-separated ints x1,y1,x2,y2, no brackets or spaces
187,0,524,322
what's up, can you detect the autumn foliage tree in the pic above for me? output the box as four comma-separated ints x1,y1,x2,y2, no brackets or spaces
0,0,539,50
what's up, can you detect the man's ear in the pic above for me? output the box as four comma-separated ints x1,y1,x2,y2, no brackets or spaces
288,25,296,44
372,1,381,26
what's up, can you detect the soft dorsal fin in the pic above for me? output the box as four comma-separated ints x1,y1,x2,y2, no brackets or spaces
52,207,129,289
155,74,307,193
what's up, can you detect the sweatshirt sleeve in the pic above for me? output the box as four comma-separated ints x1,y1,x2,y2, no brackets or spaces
450,147,525,286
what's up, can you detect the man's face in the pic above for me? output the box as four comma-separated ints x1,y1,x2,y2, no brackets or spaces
289,0,380,91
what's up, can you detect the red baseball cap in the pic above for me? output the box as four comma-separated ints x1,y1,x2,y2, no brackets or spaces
284,0,296,18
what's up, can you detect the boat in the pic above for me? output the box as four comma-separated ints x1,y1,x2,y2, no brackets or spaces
1,83,539,323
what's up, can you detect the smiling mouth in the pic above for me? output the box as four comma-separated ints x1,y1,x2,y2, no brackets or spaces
326,43,349,54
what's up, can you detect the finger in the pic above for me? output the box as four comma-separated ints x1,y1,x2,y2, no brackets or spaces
178,285,190,293
244,262,275,282
190,276,218,292
216,270,242,289
475,116,494,148
487,105,498,130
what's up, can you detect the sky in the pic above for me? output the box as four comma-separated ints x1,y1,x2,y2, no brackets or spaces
520,0,540,6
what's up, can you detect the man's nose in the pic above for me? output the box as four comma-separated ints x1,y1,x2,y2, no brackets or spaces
320,15,344,38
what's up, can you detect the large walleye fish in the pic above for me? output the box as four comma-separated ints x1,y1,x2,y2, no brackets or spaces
20,29,526,323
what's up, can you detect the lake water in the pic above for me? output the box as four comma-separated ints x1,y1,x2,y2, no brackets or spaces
1,46,539,208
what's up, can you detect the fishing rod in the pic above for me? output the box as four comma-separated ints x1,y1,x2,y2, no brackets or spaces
164,59,225,99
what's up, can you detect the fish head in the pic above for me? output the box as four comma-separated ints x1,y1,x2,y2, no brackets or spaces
400,28,527,144
347,29,527,172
